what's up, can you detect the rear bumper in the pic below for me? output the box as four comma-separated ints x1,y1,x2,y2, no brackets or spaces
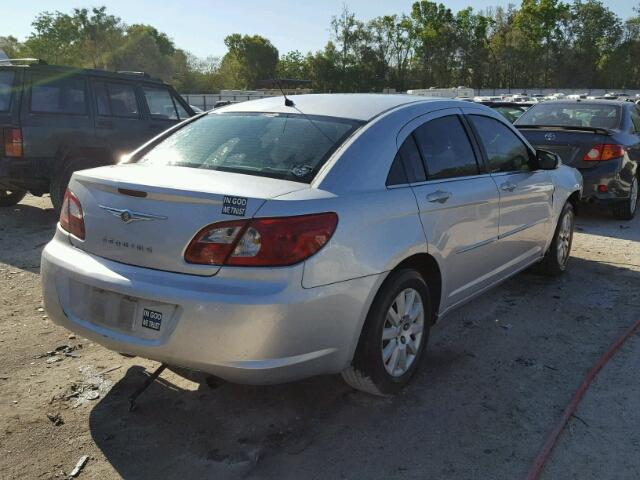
0,156,49,192
41,229,380,384
578,158,633,204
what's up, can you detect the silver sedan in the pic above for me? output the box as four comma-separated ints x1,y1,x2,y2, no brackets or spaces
41,94,582,395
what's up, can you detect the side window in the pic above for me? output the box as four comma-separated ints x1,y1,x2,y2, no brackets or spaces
413,115,479,180
469,115,532,173
630,108,640,133
93,81,139,118
143,86,179,120
387,134,426,186
30,74,87,115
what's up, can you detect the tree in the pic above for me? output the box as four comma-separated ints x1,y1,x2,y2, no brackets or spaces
219,34,278,89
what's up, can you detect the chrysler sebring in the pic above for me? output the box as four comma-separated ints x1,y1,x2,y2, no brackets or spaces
41,94,582,395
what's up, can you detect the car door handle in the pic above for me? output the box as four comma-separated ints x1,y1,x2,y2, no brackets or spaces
426,190,452,204
500,181,517,192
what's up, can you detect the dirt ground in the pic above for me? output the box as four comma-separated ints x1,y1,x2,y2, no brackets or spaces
0,194,638,480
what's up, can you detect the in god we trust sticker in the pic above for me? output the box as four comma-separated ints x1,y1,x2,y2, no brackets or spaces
222,196,248,216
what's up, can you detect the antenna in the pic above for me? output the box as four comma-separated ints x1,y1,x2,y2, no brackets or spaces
275,78,294,107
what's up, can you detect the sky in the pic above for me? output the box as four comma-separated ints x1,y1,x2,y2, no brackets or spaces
1,0,636,59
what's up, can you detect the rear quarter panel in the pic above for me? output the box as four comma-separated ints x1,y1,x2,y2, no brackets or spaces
254,187,427,289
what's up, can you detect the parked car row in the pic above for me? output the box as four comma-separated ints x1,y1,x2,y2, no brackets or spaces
2,63,637,395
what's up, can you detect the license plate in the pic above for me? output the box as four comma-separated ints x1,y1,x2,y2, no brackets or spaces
141,308,162,331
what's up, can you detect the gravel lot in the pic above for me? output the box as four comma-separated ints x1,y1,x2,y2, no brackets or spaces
0,195,638,479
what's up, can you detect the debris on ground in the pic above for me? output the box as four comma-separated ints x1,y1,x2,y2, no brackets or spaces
68,455,89,477
50,365,113,407
35,344,83,362
46,412,64,426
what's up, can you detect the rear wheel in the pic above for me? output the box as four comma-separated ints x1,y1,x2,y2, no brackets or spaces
538,202,574,276
341,269,431,396
0,189,27,207
612,176,638,220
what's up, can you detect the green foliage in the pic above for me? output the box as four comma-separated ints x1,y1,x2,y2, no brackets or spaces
6,2,640,92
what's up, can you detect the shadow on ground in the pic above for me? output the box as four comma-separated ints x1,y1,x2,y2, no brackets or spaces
87,256,640,480
0,199,57,272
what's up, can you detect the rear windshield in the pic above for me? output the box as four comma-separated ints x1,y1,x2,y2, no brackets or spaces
0,70,14,112
492,106,526,123
516,103,620,129
138,112,362,182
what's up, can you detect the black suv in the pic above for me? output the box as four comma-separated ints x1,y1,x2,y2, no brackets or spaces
0,61,194,210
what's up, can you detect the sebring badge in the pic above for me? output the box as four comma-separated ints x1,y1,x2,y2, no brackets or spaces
544,132,556,141
99,205,167,224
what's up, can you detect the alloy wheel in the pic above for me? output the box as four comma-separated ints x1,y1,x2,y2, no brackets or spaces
630,177,638,215
556,209,574,266
381,288,424,377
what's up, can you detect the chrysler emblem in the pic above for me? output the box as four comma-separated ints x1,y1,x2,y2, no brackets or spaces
99,205,167,224
544,132,556,141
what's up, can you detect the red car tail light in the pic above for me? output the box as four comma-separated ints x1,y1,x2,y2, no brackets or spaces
3,128,23,157
59,189,85,239
185,213,338,267
583,144,625,161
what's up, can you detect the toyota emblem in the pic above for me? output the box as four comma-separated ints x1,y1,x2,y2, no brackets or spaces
544,132,556,141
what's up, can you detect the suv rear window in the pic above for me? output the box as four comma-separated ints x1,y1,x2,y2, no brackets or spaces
516,103,620,129
31,74,87,115
138,112,362,183
0,70,14,112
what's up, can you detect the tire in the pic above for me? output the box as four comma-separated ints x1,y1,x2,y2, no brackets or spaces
342,269,432,396
50,158,105,213
0,189,27,207
538,202,575,276
612,176,638,220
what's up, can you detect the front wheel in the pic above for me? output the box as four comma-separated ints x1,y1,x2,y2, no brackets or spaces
0,189,27,207
612,176,638,220
342,269,432,396
538,202,575,276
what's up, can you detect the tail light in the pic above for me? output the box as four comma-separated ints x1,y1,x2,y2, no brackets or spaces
3,128,23,157
59,189,85,239
185,213,338,267
583,144,625,161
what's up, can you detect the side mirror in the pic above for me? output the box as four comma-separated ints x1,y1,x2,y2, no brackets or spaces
536,149,560,170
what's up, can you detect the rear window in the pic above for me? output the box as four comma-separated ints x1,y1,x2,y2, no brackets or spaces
516,103,620,129
0,70,14,112
492,106,526,123
138,112,362,182
31,74,87,115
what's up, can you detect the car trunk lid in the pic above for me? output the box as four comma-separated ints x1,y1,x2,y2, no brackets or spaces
517,126,615,169
67,164,308,276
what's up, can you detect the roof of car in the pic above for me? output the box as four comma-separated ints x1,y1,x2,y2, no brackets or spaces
216,93,447,121
0,62,165,84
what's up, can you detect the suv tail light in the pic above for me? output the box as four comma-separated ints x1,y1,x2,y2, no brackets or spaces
59,189,85,239
583,144,625,161
3,128,23,157
185,213,338,267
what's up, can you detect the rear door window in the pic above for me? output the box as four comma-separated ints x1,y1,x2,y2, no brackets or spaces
30,74,87,115
143,86,186,120
0,70,14,112
387,135,426,185
93,81,139,118
469,115,532,173
413,115,479,180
